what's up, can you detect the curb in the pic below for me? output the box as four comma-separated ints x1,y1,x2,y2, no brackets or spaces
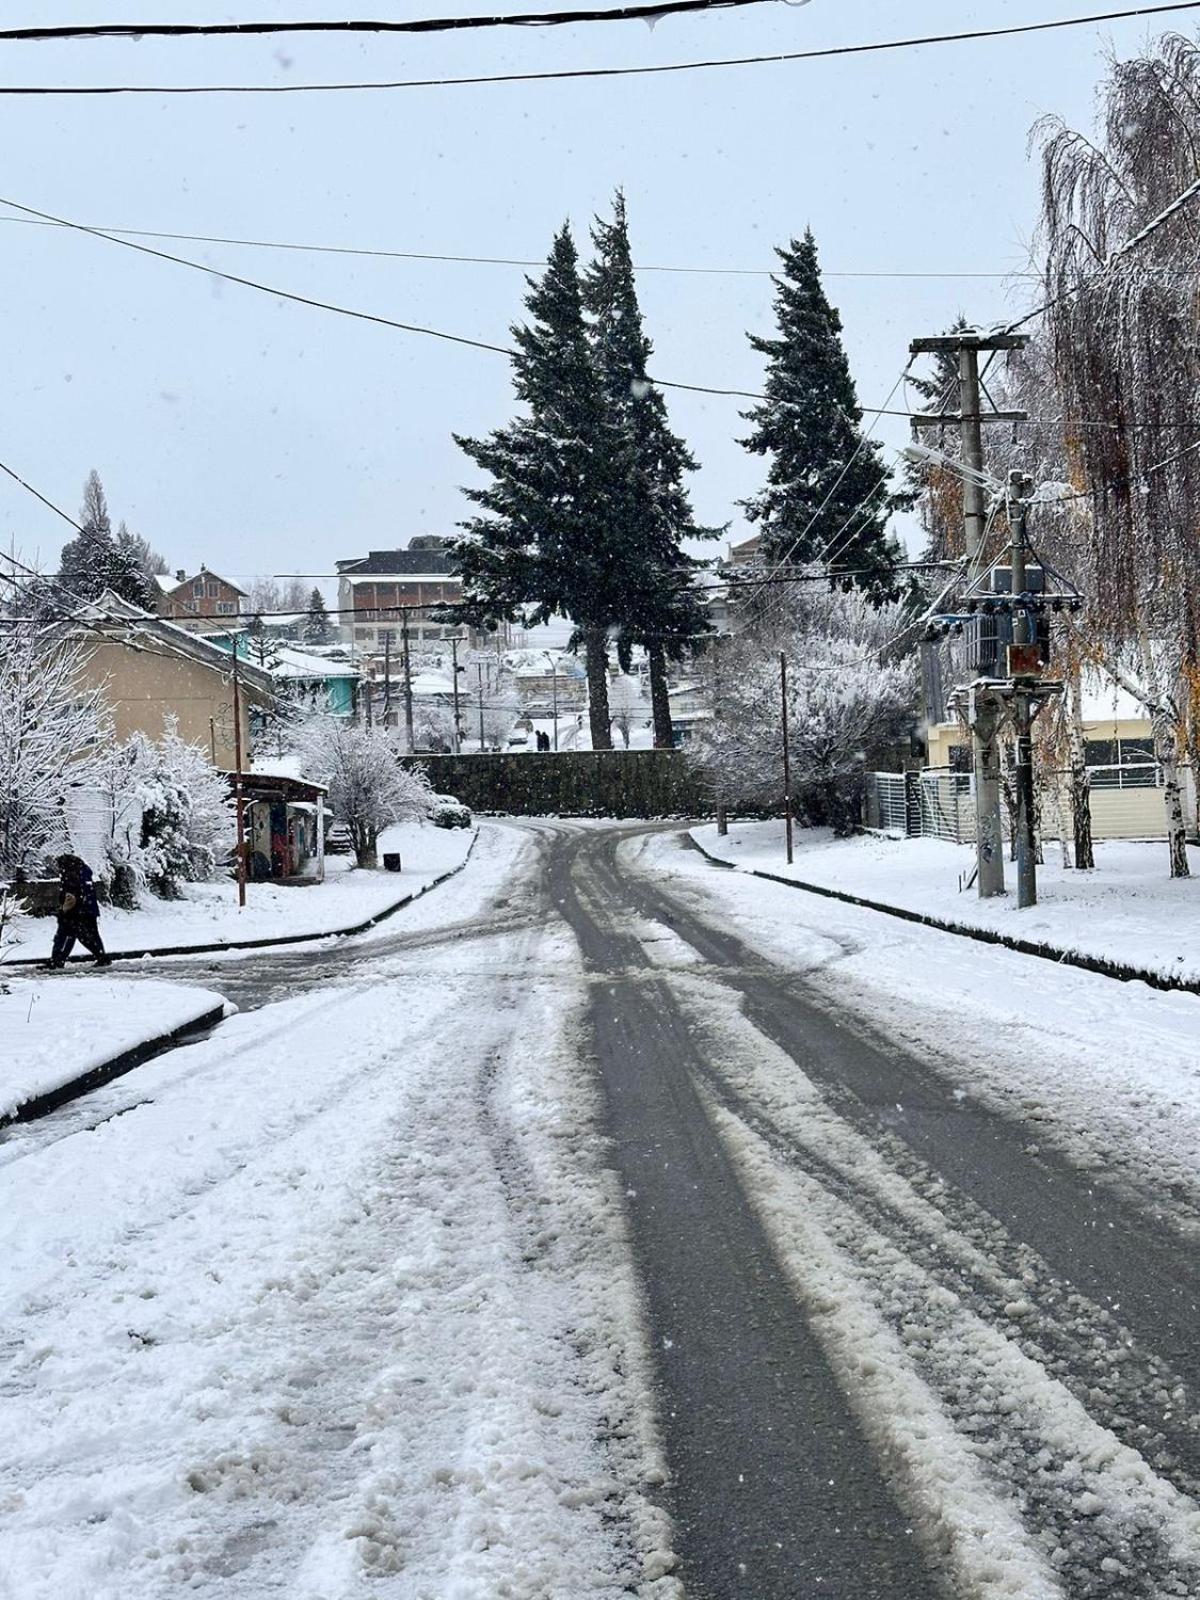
1,1002,227,1128
686,832,1200,999
1,829,480,969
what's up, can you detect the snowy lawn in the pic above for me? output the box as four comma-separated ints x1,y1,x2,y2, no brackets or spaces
628,830,1200,1216
0,976,225,1119
692,820,1200,985
0,824,673,1600
3,822,474,962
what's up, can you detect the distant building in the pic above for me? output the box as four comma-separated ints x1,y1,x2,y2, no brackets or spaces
335,537,500,662
154,565,248,633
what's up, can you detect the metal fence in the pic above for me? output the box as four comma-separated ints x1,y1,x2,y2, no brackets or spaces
865,763,1197,845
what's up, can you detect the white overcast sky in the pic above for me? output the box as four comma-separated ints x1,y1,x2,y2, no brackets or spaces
0,2,1178,592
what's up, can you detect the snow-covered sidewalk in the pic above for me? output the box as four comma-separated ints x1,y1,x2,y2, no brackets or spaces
692,821,1200,987
3,822,474,963
0,976,225,1120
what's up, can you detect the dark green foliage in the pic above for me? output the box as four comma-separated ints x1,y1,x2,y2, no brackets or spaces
407,748,709,818
304,587,331,644
583,191,716,744
740,232,901,593
449,224,634,747
58,473,162,610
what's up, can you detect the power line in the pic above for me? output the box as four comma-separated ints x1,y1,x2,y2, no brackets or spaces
0,194,513,359
0,215,1031,281
1,3,1197,95
0,0,775,45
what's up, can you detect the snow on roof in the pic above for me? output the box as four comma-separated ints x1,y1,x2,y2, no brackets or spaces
272,644,360,680
410,671,454,696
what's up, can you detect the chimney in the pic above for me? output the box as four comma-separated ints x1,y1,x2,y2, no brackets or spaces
175,569,186,582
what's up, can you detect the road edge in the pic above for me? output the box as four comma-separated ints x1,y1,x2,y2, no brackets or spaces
686,830,1200,998
1,1000,227,1128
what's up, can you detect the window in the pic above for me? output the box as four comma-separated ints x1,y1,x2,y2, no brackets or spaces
356,627,375,640
206,582,220,599
192,579,204,597
216,601,237,615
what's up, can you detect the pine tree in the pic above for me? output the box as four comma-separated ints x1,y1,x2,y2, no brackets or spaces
451,224,636,748
741,232,900,592
112,521,157,609
582,191,715,747
59,470,119,603
304,587,332,644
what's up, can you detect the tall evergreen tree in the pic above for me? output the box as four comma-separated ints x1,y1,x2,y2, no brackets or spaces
583,191,715,747
113,521,157,609
450,224,636,748
59,470,119,603
740,232,901,593
304,587,332,644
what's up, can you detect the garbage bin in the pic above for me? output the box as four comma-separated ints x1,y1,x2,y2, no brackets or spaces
383,852,402,872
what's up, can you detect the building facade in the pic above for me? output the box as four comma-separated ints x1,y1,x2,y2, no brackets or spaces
336,537,500,662
155,566,248,633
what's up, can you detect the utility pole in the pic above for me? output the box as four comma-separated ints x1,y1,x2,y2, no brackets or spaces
780,651,794,865
910,329,1027,898
231,644,247,909
383,631,392,726
401,611,415,754
477,661,486,751
1007,471,1038,909
545,651,560,751
713,633,727,836
449,635,463,755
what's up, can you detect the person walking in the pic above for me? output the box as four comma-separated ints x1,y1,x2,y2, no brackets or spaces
49,854,111,969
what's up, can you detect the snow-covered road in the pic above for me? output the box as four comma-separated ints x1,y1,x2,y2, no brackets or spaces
2,819,1198,1599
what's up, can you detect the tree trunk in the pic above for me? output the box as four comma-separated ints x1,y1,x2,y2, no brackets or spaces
1151,705,1191,878
353,824,378,870
1066,656,1094,869
647,642,674,749
584,629,613,750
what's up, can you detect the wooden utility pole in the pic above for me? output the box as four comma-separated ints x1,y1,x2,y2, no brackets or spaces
383,632,392,726
780,651,794,865
401,611,415,754
910,329,1027,899
449,635,463,755
476,661,486,750
231,645,247,909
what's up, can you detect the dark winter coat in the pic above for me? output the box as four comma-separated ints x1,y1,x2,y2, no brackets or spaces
57,856,100,920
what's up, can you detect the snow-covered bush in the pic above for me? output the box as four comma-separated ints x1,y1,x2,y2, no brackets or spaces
608,673,644,748
0,884,28,961
295,719,433,868
92,720,233,902
0,622,108,877
695,583,916,835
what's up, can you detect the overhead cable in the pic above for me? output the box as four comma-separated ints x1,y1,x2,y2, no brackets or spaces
1,3,1197,94
0,216,1030,281
0,0,776,45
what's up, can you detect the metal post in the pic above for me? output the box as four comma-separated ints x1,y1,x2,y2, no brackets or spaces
402,611,415,754
231,644,247,909
547,651,559,751
1009,471,1038,909
477,662,486,751
780,650,793,865
450,636,462,755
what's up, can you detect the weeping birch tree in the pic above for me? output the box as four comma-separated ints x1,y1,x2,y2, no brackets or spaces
1036,34,1200,877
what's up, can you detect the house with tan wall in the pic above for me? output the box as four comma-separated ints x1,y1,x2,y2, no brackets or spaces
68,592,274,771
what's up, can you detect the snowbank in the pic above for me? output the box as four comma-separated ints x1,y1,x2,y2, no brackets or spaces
692,821,1200,986
0,976,225,1119
3,821,474,962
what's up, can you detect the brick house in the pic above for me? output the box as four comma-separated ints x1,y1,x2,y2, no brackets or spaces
155,565,247,633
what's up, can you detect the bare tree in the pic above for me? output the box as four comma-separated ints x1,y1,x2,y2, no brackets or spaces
0,624,108,876
1036,37,1200,875
295,719,433,868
